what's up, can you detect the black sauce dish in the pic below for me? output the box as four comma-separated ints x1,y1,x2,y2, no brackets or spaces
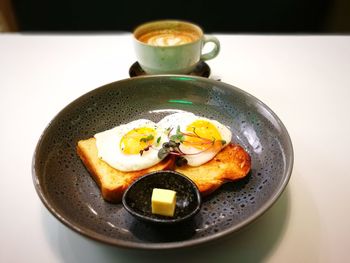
122,170,202,225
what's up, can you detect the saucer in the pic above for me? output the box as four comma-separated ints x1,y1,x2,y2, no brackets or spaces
129,61,211,78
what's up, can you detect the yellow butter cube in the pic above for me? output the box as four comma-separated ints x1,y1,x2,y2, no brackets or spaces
151,188,177,217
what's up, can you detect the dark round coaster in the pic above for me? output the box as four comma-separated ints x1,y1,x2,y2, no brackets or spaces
129,61,211,78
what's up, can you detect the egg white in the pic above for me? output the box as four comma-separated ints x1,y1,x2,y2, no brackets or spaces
94,119,168,172
157,112,232,166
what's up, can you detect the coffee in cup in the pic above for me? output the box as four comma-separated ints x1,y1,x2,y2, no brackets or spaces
137,28,199,46
133,20,220,74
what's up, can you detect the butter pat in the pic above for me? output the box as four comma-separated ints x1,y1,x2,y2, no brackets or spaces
151,188,177,217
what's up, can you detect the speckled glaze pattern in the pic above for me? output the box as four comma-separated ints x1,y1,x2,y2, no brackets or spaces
129,61,210,78
32,75,293,249
122,171,201,224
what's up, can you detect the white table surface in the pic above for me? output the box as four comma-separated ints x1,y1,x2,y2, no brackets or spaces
1,33,350,263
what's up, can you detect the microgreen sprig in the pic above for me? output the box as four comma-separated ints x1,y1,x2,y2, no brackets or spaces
157,125,227,166
139,134,154,143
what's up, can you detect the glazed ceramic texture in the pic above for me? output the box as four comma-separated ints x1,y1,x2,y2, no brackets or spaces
32,75,293,249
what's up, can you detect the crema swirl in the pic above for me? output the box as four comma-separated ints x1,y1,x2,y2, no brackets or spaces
138,30,199,46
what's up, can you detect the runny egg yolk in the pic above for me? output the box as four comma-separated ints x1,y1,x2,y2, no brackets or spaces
120,127,156,154
184,120,222,150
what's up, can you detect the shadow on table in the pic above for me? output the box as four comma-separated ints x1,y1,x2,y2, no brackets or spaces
40,180,314,262
42,171,322,263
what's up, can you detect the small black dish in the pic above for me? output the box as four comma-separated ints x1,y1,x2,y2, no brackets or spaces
122,170,201,225
129,61,211,78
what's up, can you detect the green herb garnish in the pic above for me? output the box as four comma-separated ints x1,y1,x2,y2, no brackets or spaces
169,125,185,143
157,125,227,163
140,134,154,143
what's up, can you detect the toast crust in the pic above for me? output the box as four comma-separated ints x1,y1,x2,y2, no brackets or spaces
175,144,251,196
77,138,251,202
77,138,175,202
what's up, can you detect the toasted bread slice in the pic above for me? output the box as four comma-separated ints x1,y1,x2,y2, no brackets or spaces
77,138,175,202
175,144,251,196
77,138,251,202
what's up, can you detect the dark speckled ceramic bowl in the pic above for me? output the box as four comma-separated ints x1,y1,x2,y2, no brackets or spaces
122,170,201,224
32,75,293,249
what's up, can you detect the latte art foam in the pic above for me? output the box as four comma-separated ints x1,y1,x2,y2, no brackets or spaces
149,34,191,46
138,30,199,46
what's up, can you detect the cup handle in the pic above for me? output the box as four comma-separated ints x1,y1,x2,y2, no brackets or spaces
200,35,220,61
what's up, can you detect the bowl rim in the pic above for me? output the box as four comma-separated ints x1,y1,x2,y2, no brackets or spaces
122,170,202,224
